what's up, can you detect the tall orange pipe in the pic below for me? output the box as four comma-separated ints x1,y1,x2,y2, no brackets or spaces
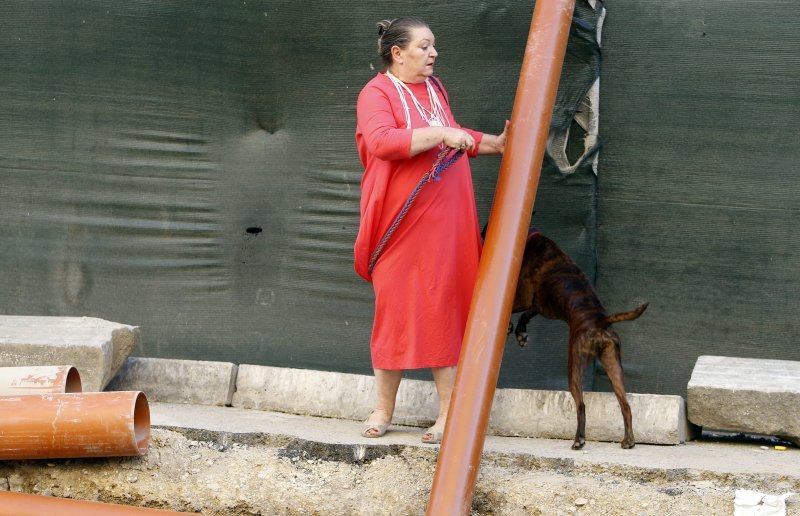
427,0,576,513
0,391,150,459
0,492,181,515
0,365,82,394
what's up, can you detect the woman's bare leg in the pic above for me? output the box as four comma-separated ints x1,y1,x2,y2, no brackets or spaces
424,366,457,440
363,368,403,436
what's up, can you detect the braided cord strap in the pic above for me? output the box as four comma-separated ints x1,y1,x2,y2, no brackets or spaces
368,147,464,276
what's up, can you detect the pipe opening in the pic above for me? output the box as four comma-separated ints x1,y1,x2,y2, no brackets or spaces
133,392,151,454
65,366,82,393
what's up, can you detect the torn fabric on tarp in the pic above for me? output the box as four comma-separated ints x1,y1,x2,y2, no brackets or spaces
546,0,604,176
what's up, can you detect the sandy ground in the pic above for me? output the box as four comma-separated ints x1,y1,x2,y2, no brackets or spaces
1,425,798,515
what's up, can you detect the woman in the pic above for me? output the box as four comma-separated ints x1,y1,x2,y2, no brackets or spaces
354,16,508,443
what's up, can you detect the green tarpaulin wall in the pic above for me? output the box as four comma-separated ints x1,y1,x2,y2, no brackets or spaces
595,0,800,394
2,1,798,396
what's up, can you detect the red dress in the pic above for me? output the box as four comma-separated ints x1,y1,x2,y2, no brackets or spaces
354,72,484,370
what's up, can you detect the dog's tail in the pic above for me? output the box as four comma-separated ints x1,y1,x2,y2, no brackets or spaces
600,302,649,328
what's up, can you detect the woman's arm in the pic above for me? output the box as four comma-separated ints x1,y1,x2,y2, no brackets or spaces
357,87,413,161
359,81,504,159
358,86,477,159
431,78,509,156
415,119,508,157
409,126,477,156
475,120,509,155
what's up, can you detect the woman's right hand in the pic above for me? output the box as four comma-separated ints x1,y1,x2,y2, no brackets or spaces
409,126,475,157
442,128,475,152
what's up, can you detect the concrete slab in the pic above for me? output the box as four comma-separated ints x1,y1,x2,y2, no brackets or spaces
0,316,139,392
687,355,800,445
106,357,237,406
232,365,692,445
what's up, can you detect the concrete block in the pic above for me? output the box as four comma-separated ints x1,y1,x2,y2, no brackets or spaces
232,365,439,427
233,365,692,444
0,316,139,392
106,357,238,406
687,355,800,445
490,389,694,445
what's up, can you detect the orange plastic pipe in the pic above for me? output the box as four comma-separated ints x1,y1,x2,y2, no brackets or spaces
0,391,150,459
0,365,82,394
427,0,576,514
0,492,181,515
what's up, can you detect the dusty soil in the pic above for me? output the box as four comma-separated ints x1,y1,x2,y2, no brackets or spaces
1,428,797,515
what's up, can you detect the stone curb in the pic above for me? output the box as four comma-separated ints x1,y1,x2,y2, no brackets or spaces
490,388,694,445
103,359,692,445
106,357,238,406
231,364,439,427
232,364,693,445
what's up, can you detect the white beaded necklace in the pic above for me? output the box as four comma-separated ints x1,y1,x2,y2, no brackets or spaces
385,70,450,129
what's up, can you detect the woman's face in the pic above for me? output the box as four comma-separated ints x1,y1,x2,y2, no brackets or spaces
393,26,438,83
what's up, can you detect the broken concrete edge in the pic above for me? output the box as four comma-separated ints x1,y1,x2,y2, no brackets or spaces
149,425,795,492
108,360,693,446
0,316,140,392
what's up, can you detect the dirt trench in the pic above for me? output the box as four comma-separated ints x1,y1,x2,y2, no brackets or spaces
1,428,797,515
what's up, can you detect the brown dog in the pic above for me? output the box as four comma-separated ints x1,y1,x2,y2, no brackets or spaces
510,230,648,450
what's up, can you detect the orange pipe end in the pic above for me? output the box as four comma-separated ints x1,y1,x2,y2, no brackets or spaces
0,365,82,394
0,391,150,460
0,492,182,515
427,0,577,514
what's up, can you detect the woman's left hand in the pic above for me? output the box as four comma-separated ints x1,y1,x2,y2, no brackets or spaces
477,119,509,155
494,119,509,154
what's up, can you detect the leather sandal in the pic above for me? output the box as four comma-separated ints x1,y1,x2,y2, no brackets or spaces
361,422,389,438
421,427,444,444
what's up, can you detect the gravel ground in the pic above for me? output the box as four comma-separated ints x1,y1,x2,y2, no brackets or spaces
1,428,798,515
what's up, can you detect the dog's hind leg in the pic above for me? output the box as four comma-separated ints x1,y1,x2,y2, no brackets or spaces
599,344,635,449
568,349,588,450
514,309,537,348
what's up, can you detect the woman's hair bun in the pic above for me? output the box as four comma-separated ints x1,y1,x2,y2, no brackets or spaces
376,19,393,37
375,17,428,67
